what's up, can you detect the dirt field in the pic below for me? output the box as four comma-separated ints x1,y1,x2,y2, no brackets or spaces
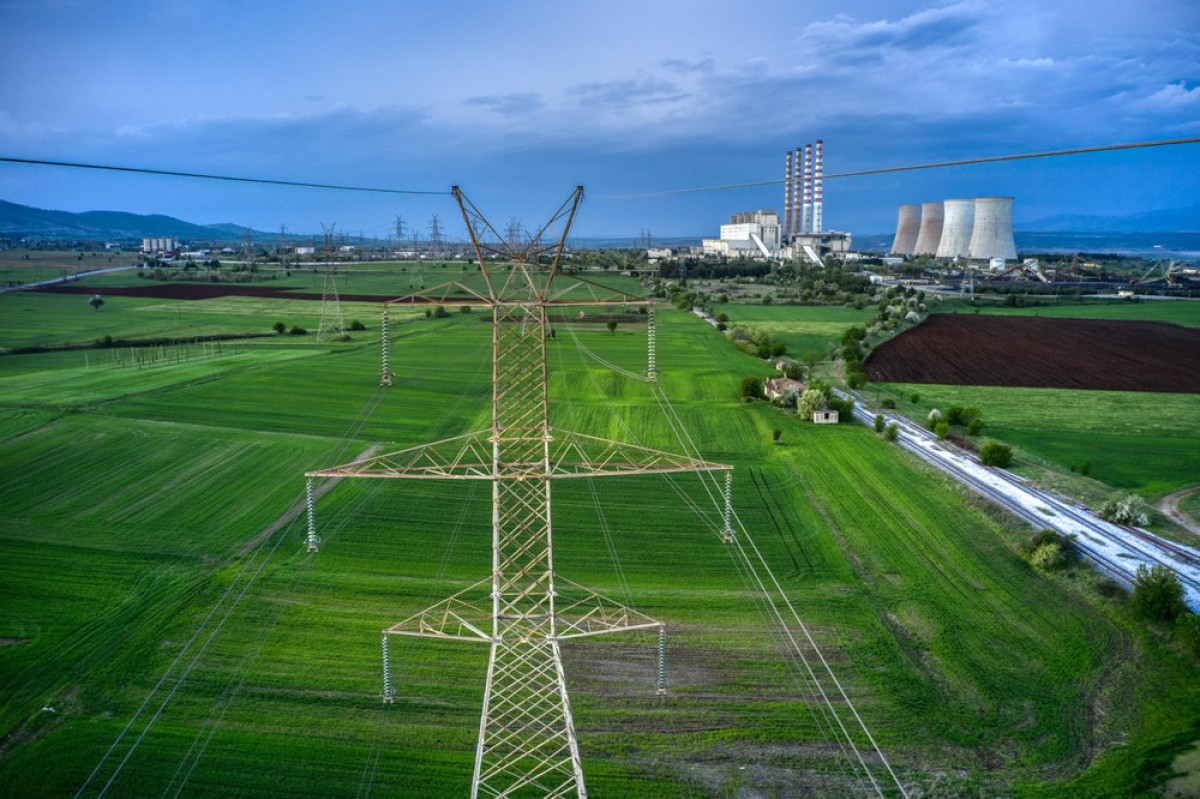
864,314,1200,393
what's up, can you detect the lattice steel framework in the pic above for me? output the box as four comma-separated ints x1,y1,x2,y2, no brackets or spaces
307,186,729,797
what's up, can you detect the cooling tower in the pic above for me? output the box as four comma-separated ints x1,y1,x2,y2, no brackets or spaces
935,199,975,259
890,204,921,255
967,196,1017,261
912,201,944,255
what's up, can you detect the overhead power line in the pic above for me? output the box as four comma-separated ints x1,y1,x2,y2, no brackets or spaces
598,136,1200,199
0,156,450,196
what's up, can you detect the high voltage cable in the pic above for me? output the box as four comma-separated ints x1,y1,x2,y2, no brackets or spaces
597,136,1200,199
0,156,450,196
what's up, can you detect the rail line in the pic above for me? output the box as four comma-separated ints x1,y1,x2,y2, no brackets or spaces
846,394,1200,611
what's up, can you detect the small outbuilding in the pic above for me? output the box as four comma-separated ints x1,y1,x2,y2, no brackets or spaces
763,377,805,402
812,409,839,424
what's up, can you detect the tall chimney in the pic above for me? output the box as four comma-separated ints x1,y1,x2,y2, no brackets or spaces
784,150,793,241
801,144,813,236
812,139,824,235
792,147,803,237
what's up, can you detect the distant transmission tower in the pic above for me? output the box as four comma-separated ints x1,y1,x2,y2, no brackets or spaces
308,186,729,797
429,214,444,260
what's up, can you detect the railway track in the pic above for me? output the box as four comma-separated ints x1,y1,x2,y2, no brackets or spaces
844,393,1200,611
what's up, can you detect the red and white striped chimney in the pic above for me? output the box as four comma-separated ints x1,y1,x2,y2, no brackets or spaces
801,144,813,235
813,139,824,234
784,150,793,239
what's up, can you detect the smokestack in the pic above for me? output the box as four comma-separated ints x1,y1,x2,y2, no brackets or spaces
812,139,823,234
891,204,921,255
801,144,813,235
967,196,1018,261
784,151,793,240
913,201,944,255
792,148,803,237
935,199,975,259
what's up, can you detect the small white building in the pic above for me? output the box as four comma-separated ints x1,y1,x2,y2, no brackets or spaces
702,210,781,259
812,409,839,424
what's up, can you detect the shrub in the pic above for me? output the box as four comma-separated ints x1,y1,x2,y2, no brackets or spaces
460,305,472,314
966,418,984,436
909,392,920,404
1176,614,1200,659
881,398,896,409
738,376,764,401
873,414,885,433
979,441,1013,468
1131,564,1186,621
1099,494,1150,526
926,408,942,430
434,306,451,318
772,428,782,444
272,321,286,335
884,423,899,442
935,421,950,439
847,370,867,389
289,326,307,335
348,319,367,331
1031,543,1068,571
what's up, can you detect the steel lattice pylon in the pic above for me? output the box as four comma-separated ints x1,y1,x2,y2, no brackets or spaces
308,186,729,797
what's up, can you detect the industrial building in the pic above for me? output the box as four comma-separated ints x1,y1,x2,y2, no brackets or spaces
702,210,780,258
142,236,178,253
889,197,1017,262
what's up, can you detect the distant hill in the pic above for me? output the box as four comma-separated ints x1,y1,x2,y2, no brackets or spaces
0,199,266,242
1018,205,1200,233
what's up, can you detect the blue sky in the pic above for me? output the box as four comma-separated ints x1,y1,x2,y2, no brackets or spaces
1,0,1197,238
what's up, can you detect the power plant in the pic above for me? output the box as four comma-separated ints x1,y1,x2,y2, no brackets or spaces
784,140,823,238
890,196,1017,262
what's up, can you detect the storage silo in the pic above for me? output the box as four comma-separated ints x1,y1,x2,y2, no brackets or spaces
912,201,944,255
890,204,921,255
967,196,1017,261
935,199,975,259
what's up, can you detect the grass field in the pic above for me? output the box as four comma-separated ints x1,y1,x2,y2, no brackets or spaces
875,383,1200,497
933,297,1200,327
711,303,876,359
1,282,1198,797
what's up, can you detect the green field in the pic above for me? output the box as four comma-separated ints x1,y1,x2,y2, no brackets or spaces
1,282,1197,797
877,383,1200,497
933,297,1200,327
712,303,876,358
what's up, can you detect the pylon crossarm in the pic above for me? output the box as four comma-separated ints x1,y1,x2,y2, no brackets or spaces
554,579,663,640
384,278,494,307
547,428,731,478
306,429,494,480
543,273,649,305
386,578,493,643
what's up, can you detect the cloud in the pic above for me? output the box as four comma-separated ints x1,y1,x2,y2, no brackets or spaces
464,93,545,117
1138,81,1200,110
573,78,688,108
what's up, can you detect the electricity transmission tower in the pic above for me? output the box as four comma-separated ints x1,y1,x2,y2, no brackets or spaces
307,186,729,797
429,214,445,260
316,263,346,342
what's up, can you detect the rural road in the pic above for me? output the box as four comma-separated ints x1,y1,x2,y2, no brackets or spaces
0,264,137,293
1160,486,1200,538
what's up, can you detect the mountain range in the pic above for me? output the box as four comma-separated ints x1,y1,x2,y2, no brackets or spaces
1,198,1197,244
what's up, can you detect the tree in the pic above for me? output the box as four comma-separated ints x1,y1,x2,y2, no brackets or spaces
772,428,782,444
796,389,824,419
88,294,104,311
738,376,764,401
606,320,617,335
873,414,885,433
802,350,821,370
979,441,1013,468
935,421,950,439
273,321,287,335
926,408,942,430
884,423,899,442
1131,564,1186,621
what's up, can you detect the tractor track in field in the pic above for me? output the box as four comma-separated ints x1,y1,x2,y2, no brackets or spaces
1158,486,1200,540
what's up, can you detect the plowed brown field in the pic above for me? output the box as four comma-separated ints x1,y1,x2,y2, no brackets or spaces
864,314,1200,393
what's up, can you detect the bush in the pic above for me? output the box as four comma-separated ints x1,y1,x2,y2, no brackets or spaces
348,319,367,331
884,423,899,442
881,398,896,409
1131,564,1187,621
1176,614,1200,659
1031,543,1068,571
909,392,920,404
434,306,451,318
934,421,950,439
926,408,942,430
979,441,1013,468
272,321,286,334
873,414,885,433
946,405,981,426
847,370,867,389
1099,494,1150,526
966,418,984,436
289,326,308,335
738,376,764,401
